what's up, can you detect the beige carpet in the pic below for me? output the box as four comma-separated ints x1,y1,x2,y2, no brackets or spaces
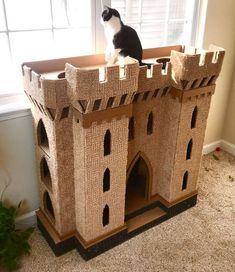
19,151,235,272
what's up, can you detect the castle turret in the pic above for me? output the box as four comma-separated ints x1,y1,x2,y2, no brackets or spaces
22,66,75,237
65,57,139,241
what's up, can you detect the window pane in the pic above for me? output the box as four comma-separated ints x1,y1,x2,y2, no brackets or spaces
140,23,165,48
52,0,91,28
0,34,14,93
10,31,53,63
169,0,186,19
0,0,6,30
142,0,167,21
5,0,51,30
53,28,92,57
167,21,184,44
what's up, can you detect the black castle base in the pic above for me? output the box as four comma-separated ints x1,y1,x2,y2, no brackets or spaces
37,194,197,260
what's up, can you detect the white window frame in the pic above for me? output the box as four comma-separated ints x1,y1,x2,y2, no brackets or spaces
0,0,208,118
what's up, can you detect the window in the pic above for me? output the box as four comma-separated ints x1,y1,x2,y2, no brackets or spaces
182,171,188,190
1,0,203,96
111,0,199,48
186,139,193,160
102,204,110,226
40,157,52,191
104,129,111,156
43,191,55,221
0,0,93,95
128,117,135,141
147,112,153,135
191,106,198,128
37,119,49,152
103,168,110,192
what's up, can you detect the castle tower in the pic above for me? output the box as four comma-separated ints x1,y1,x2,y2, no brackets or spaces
22,45,224,259
22,67,76,237
168,45,225,202
65,59,139,242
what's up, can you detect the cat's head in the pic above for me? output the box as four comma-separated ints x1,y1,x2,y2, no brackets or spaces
101,6,121,22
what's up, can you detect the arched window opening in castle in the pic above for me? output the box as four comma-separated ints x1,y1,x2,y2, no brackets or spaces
186,139,193,160
37,119,49,152
104,130,111,156
40,157,52,191
102,205,109,226
191,106,198,128
103,168,110,192
44,191,55,222
182,171,189,190
128,117,135,141
147,112,154,135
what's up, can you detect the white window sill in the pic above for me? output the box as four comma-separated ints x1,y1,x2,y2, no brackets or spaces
0,94,31,122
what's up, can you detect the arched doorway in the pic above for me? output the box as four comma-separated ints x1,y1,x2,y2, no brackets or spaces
125,155,151,215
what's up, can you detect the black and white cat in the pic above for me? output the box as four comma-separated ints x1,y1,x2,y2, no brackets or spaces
101,6,143,66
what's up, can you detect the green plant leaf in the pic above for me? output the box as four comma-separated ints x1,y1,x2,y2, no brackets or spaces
0,201,34,271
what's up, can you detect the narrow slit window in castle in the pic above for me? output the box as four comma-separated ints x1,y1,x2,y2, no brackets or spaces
107,97,115,108
132,93,140,103
78,100,88,113
182,171,189,190
103,168,110,192
40,157,52,191
104,130,111,156
46,107,56,120
162,87,169,96
120,94,127,105
102,205,109,226
191,106,198,128
60,107,70,120
128,117,135,141
44,191,55,221
147,112,154,135
143,91,150,101
208,75,217,85
186,139,193,160
152,89,160,98
37,119,49,151
93,99,102,111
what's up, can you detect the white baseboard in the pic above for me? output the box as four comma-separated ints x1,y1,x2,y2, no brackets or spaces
203,139,235,156
15,210,37,229
221,140,235,156
202,140,221,155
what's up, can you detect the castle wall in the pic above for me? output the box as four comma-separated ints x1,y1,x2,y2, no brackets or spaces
128,95,181,200
169,95,212,202
73,117,129,242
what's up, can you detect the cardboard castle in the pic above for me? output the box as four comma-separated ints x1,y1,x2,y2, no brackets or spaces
23,44,225,260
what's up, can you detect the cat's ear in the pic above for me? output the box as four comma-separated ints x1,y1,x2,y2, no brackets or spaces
104,5,110,11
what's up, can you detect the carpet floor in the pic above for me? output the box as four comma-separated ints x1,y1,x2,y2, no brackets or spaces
19,151,235,272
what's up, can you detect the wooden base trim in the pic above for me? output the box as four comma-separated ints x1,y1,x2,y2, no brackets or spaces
37,194,198,260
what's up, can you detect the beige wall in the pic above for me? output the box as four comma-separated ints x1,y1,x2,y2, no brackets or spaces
0,115,39,215
203,0,235,145
223,76,235,145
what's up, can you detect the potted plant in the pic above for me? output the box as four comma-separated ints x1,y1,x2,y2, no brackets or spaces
0,172,34,271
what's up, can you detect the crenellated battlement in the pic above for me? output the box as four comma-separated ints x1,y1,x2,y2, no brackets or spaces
171,44,225,90
65,57,139,113
23,44,225,118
